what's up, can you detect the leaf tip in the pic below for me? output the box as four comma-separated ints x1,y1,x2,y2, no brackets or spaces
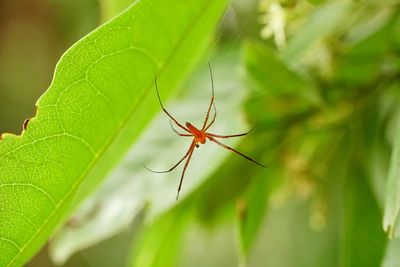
384,223,396,239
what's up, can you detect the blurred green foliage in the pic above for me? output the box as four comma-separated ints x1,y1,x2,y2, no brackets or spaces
0,0,399,266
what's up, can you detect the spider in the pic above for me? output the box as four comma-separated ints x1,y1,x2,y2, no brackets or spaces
146,64,266,200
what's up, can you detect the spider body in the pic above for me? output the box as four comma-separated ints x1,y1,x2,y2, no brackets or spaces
146,63,266,200
186,122,206,145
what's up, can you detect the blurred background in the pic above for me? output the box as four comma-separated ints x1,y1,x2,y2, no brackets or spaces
1,0,400,266
0,0,99,134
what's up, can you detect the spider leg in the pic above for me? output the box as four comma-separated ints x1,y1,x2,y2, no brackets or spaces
169,120,192,136
208,136,267,167
176,142,196,200
204,103,217,131
155,77,191,133
206,125,256,138
145,140,196,173
201,63,215,130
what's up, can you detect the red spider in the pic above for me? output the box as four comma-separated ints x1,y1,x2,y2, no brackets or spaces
146,64,266,200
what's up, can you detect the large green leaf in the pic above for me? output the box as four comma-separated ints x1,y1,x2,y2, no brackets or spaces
0,0,227,265
128,206,191,267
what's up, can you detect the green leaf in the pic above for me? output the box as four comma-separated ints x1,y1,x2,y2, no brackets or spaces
0,0,227,265
383,116,400,238
334,16,395,86
340,168,386,267
243,41,319,127
244,41,319,103
237,170,269,258
128,207,191,267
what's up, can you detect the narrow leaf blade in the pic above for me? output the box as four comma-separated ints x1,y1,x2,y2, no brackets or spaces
383,119,400,238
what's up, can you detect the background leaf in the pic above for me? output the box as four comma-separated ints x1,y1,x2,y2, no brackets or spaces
128,206,191,267
236,171,269,260
383,115,400,238
340,166,386,267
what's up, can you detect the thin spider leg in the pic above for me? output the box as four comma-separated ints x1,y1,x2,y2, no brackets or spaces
176,142,195,200
155,77,190,133
204,103,217,131
201,63,215,130
206,125,256,138
208,136,267,167
169,120,192,136
145,140,196,173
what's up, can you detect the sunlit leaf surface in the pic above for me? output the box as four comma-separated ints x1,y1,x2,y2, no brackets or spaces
0,0,227,265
